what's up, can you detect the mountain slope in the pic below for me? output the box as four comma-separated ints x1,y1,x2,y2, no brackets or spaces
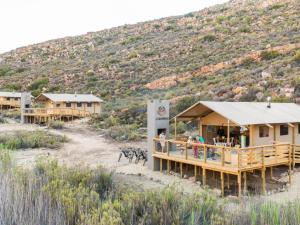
0,0,300,116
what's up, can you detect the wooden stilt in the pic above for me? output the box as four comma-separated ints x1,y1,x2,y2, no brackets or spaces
221,172,224,197
167,160,170,174
180,163,183,178
160,158,162,173
238,172,242,197
270,167,273,180
194,165,197,182
262,168,266,195
227,173,230,189
243,172,247,195
202,168,206,186
175,162,177,173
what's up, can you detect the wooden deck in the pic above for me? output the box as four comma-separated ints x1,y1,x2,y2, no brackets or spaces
23,107,92,123
153,138,300,196
0,100,20,109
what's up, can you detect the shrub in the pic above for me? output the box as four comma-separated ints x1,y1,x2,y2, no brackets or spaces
128,51,138,59
48,120,65,129
0,131,67,150
241,57,257,68
170,121,187,135
202,34,217,42
107,124,142,141
260,50,281,60
292,51,300,64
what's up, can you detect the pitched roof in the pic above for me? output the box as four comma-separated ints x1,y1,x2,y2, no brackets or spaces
0,92,21,98
38,93,103,103
175,101,300,125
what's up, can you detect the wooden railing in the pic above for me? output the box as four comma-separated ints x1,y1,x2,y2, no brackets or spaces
23,107,91,117
0,100,20,108
153,138,293,170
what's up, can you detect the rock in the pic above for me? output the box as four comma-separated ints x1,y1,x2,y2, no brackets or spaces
183,174,188,179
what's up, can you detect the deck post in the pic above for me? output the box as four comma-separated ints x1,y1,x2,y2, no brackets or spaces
204,145,207,163
243,172,247,195
202,168,206,186
270,167,273,180
221,147,225,166
261,168,266,195
174,117,177,139
175,162,177,172
237,172,242,197
167,160,170,174
221,172,224,197
160,158,162,173
180,163,183,178
167,141,169,156
227,120,230,145
227,173,230,189
288,145,292,184
185,143,188,160
194,165,197,182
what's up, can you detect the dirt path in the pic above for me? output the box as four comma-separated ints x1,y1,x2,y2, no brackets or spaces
3,121,202,193
2,120,300,200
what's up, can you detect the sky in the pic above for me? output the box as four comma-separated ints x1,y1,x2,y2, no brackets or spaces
0,0,228,53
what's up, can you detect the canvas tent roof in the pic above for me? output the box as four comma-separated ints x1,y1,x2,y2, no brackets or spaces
175,101,300,126
37,93,103,103
0,92,21,98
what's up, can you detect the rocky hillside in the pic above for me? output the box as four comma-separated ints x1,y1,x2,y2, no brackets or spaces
0,0,300,117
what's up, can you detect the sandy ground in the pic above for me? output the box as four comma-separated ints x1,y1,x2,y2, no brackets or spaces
2,119,300,201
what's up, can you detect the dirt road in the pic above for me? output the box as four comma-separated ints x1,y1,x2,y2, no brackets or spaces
2,120,300,200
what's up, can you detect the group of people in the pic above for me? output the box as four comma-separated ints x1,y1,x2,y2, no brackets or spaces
187,134,205,158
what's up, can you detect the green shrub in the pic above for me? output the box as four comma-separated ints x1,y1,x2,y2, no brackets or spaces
202,34,217,42
107,124,142,141
170,121,187,135
241,57,256,68
260,50,281,60
48,120,65,129
292,51,300,64
0,131,67,150
0,65,13,76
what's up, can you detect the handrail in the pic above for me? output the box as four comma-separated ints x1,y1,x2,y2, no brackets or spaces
153,138,293,170
23,107,92,117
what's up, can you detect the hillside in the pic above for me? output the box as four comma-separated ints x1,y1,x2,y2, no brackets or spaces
0,0,300,122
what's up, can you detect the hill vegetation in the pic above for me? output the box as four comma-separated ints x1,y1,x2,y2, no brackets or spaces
0,0,300,130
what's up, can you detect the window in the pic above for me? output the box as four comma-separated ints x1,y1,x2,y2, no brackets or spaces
280,124,289,136
66,102,71,107
87,102,92,107
77,102,82,107
14,97,18,101
56,104,60,108
298,124,300,134
259,126,269,138
6,97,10,101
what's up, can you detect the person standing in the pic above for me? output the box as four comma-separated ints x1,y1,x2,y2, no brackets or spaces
159,132,166,153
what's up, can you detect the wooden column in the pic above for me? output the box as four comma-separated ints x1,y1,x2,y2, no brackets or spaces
198,118,202,136
174,117,177,139
221,172,224,197
160,158,162,173
270,167,273,180
243,172,247,195
227,174,230,189
237,172,242,197
227,120,230,145
180,163,183,178
262,168,266,195
167,160,170,174
288,144,292,184
194,165,197,182
202,168,206,186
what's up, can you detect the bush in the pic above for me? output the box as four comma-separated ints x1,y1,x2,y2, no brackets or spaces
292,51,300,64
0,131,67,150
28,78,49,91
170,121,187,135
241,57,257,68
260,50,281,60
202,34,217,42
48,120,65,129
107,124,142,141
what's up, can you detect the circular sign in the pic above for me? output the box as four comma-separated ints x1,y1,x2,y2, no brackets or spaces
157,106,166,116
